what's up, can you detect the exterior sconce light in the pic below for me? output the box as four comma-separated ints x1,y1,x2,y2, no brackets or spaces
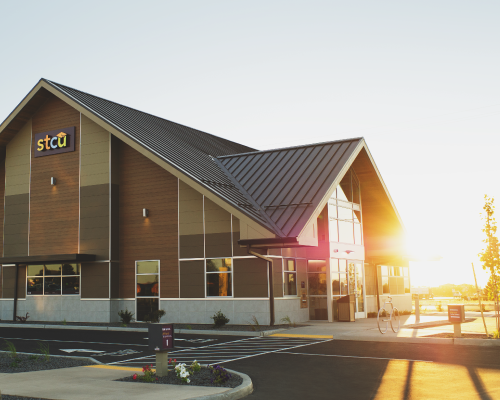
333,249,339,253
345,250,354,254
143,208,149,218
51,177,56,186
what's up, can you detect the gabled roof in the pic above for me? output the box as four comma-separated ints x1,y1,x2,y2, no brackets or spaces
217,139,362,238
0,79,405,247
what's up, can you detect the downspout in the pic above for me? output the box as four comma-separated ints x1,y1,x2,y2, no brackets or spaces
247,246,275,326
13,263,19,322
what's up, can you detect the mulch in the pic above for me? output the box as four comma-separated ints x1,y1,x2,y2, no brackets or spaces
0,353,97,374
424,333,496,339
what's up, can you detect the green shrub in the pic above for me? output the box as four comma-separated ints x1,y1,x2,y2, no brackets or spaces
118,308,135,324
247,315,260,331
38,342,50,362
211,310,230,328
143,309,166,323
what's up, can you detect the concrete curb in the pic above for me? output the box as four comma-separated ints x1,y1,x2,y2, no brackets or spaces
0,349,103,364
189,369,253,400
403,318,475,329
332,336,500,346
0,323,284,337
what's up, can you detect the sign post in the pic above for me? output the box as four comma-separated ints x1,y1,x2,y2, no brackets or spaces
148,324,174,376
411,287,429,324
448,305,465,338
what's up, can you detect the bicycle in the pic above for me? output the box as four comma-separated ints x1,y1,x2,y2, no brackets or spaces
377,296,400,334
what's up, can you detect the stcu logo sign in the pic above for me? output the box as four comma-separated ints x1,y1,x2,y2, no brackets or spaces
34,126,75,158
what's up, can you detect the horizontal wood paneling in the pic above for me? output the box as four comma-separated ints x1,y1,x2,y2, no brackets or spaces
179,260,204,298
233,258,268,298
119,142,178,298
4,193,29,256
81,262,109,298
5,120,31,196
30,94,80,256
2,265,26,299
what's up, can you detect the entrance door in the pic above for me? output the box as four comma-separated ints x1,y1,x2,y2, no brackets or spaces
348,261,365,318
136,260,160,321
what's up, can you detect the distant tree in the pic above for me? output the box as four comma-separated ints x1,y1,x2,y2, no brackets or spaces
484,275,498,301
479,195,500,331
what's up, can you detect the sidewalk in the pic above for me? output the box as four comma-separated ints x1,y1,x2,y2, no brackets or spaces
0,365,252,400
272,314,500,346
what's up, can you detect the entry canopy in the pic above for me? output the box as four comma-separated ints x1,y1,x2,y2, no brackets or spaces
0,254,96,265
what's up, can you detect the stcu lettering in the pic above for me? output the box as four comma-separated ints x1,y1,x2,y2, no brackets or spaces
34,127,75,157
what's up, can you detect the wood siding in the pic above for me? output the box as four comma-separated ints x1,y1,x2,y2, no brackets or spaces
2,265,26,299
233,258,268,298
30,95,80,256
119,142,178,298
179,181,204,259
205,198,231,258
81,262,109,298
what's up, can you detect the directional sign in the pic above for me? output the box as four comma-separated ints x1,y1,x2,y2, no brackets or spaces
60,349,105,354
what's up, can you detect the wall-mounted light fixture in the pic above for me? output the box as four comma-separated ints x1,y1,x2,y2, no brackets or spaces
143,208,149,218
345,250,354,254
51,177,56,186
333,249,339,253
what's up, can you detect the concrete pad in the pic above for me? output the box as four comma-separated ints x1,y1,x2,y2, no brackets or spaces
0,366,229,400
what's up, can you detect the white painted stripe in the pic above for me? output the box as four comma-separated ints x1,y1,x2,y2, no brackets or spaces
0,337,148,347
277,352,434,363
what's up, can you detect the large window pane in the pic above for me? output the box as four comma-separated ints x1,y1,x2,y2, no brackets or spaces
44,277,61,294
331,273,340,296
206,258,232,272
137,275,159,297
348,263,356,295
45,264,61,276
340,273,348,295
340,171,352,202
382,277,389,294
338,221,354,244
352,180,360,204
62,277,80,295
61,264,79,275
339,259,347,272
328,202,337,218
354,223,362,245
137,298,159,322
338,207,353,221
28,265,44,276
308,260,327,272
404,278,410,293
27,278,43,295
336,185,348,202
330,258,339,272
309,296,328,320
308,273,327,295
206,273,232,296
329,219,338,242
381,265,389,276
137,261,159,274
353,210,361,224
286,260,296,271
284,273,297,296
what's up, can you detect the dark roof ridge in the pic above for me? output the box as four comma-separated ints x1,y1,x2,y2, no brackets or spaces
43,79,255,154
217,137,364,159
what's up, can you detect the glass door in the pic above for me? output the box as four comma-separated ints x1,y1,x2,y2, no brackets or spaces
348,261,365,318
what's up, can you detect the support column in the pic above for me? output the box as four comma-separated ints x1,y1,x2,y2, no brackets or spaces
12,263,19,322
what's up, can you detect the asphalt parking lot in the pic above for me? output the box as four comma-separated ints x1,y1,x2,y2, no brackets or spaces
2,327,500,399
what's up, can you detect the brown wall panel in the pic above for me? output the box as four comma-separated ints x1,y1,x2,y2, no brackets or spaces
0,147,5,262
231,217,248,257
205,233,232,259
233,258,268,298
179,181,203,258
272,258,283,298
4,194,29,256
2,265,26,299
81,262,109,298
30,95,80,256
179,260,204,298
119,142,178,299
80,184,109,260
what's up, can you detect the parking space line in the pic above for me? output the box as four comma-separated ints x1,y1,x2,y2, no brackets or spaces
277,351,434,363
0,336,148,347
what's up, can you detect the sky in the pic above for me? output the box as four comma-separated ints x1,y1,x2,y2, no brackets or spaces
0,1,499,287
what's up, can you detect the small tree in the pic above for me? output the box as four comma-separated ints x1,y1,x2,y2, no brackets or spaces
479,195,500,332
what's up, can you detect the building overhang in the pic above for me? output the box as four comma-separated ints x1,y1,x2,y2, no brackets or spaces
238,237,313,249
0,254,97,265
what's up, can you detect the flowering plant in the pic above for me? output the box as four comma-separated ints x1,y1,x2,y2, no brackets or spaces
209,364,232,385
132,364,157,382
174,363,191,383
190,360,201,373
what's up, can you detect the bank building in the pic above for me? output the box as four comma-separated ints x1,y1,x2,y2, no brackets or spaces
0,79,411,324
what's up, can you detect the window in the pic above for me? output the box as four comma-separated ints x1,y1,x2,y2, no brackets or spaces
380,265,406,295
329,168,362,245
308,260,327,295
206,258,232,297
136,260,160,322
284,260,297,296
27,264,80,295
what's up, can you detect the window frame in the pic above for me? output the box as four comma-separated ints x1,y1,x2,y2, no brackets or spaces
135,260,160,299
205,257,233,298
26,263,80,296
283,259,298,297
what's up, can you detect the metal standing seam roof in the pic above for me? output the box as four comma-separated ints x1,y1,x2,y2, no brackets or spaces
217,139,363,238
42,80,274,230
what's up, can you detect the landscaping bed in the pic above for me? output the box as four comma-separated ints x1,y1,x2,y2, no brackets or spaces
0,320,301,331
117,363,243,388
0,353,97,373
